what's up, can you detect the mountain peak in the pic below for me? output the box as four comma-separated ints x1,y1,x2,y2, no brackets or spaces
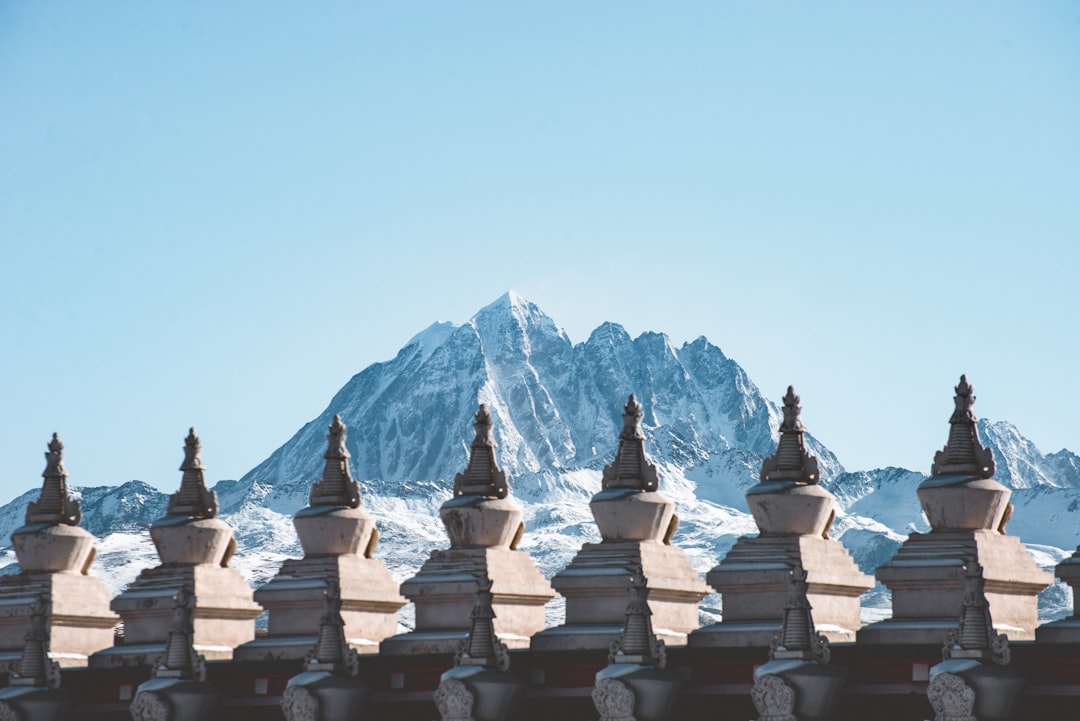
476,290,533,315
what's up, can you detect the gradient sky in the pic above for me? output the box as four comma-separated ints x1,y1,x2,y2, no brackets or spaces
2,2,1078,501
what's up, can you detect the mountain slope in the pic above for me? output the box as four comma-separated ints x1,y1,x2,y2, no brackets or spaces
0,294,1076,629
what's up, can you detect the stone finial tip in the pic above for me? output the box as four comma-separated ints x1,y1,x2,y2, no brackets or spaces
48,433,62,453
602,392,658,491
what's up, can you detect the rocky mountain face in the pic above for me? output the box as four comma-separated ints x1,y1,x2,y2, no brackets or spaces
1,293,1076,627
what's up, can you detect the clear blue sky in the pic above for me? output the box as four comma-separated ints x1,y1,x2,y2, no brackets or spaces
2,2,1077,501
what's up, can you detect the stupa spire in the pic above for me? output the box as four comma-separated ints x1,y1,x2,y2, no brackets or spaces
10,595,60,689
769,564,830,664
153,586,206,682
601,395,659,492
454,576,510,671
453,404,508,499
943,563,1010,665
306,580,359,676
308,414,361,508
608,572,666,668
25,433,82,526
760,386,820,484
166,428,218,519
931,375,996,478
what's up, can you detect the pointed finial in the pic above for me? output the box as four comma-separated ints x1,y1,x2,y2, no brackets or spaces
608,571,666,668
153,586,206,682
25,433,82,526
760,386,820,484
167,427,219,518
943,563,1010,665
769,563,830,664
931,375,996,478
10,595,61,689
601,395,660,491
779,386,805,432
305,579,359,676
308,414,362,508
621,395,646,441
454,575,510,671
453,404,509,498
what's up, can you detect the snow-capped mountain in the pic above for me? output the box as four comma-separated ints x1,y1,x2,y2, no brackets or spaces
243,292,840,488
1,293,1077,628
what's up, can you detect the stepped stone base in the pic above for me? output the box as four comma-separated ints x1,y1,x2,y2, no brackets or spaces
0,571,118,668
1036,617,1080,644
89,563,261,668
689,534,873,647
859,528,1051,644
1036,548,1080,644
233,554,404,662
381,546,553,655
530,540,708,652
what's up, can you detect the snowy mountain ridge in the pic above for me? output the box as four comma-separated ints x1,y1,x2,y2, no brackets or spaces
1,293,1077,629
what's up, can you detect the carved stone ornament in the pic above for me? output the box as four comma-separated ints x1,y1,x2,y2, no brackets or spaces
281,685,320,721
453,404,509,499
760,386,820,485
927,672,976,721
601,394,660,492
750,674,797,721
813,634,832,665
130,692,171,721
930,375,996,479
308,414,362,508
0,703,21,721
25,433,82,526
992,632,1012,666
592,678,635,721
433,677,476,721
167,428,218,519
